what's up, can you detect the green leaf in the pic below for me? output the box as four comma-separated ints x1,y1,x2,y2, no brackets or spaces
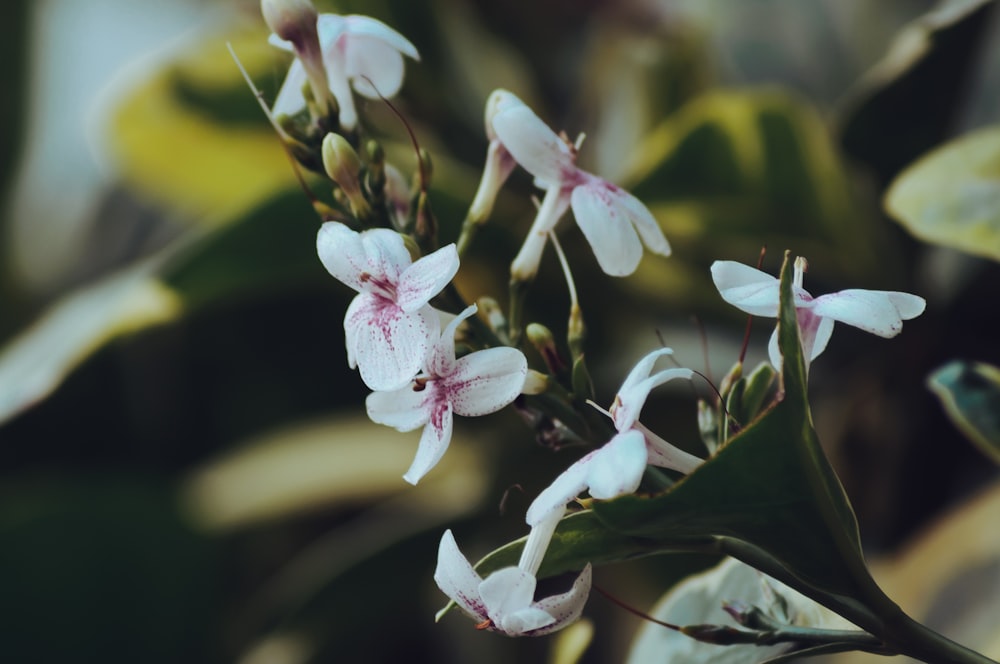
927,361,1000,466
837,0,997,186
884,126,1000,262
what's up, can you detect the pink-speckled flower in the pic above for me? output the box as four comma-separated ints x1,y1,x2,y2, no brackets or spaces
711,257,926,369
434,508,591,636
269,12,419,129
316,222,458,392
366,305,528,484
490,94,670,278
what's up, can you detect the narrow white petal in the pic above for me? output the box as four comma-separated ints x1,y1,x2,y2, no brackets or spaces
448,347,528,417
527,564,593,636
639,424,704,474
434,530,489,622
613,368,694,432
586,431,648,499
612,186,671,256
480,568,542,630
365,382,432,431
344,36,406,98
342,14,420,60
485,89,526,141
570,183,643,277
811,289,924,338
526,454,593,526
767,327,781,369
491,105,573,184
396,244,459,313
402,400,453,484
797,309,835,363
710,261,781,317
317,222,365,292
271,59,309,117
617,348,674,397
345,297,433,391
427,305,478,379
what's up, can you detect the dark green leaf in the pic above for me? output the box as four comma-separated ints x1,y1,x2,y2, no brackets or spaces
928,360,1000,466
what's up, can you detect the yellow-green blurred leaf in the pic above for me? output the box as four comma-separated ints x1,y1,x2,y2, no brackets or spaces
927,360,1000,466
548,619,594,664
0,263,181,426
885,126,1000,262
181,414,490,531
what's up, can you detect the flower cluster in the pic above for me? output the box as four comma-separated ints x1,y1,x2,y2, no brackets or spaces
260,0,928,644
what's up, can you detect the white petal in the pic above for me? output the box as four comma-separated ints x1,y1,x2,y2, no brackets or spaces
570,182,644,277
585,431,648,500
639,424,704,474
797,309,835,363
527,564,593,636
498,606,559,636
365,381,432,431
888,292,927,319
611,185,671,256
491,105,573,184
485,89,526,141
811,289,924,338
426,305,478,378
710,261,781,317
344,35,406,99
271,58,309,117
447,348,528,417
434,530,489,622
316,13,349,51
344,296,433,391
518,505,564,575
402,399,453,484
526,453,593,526
613,368,694,432
480,567,539,626
617,348,674,396
317,223,412,294
342,15,420,60
396,244,459,313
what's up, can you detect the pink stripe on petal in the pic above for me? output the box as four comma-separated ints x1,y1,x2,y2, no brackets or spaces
397,244,459,313
402,400,453,484
434,530,489,622
448,347,527,417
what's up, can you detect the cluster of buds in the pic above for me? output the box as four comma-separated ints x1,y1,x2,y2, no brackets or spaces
255,0,928,640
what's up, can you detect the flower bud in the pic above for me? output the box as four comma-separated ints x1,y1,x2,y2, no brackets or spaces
521,370,549,395
261,0,317,43
322,133,371,219
526,323,565,374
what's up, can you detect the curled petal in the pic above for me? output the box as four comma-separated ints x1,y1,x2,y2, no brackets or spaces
434,530,488,623
427,305,479,378
485,89,526,141
397,244,460,313
570,182,644,277
402,399,453,484
526,453,592,526
491,105,573,185
638,424,704,474
613,367,694,432
344,35,407,98
711,261,782,317
527,564,592,636
270,58,310,117
810,289,925,338
480,568,552,634
344,296,434,391
612,186,671,256
617,348,675,396
448,347,528,417
340,14,420,61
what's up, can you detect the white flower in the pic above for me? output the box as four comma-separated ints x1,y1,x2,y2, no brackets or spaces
366,305,528,484
711,257,926,369
434,508,592,636
490,93,670,278
316,222,458,392
526,348,701,526
466,89,521,225
270,13,420,130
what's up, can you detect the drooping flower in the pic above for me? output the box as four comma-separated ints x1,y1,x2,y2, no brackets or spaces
434,507,592,636
316,222,458,392
269,12,420,130
366,305,528,484
711,257,926,369
465,90,521,226
489,93,671,278
526,348,702,525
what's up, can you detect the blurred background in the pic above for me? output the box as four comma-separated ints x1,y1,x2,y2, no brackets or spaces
1,0,999,662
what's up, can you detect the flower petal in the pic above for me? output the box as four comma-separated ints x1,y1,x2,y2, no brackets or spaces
711,261,781,317
570,182,644,277
810,289,925,338
526,453,593,526
617,348,674,396
427,305,478,378
518,505,564,575
365,381,432,432
270,58,310,117
448,347,528,417
344,295,433,391
396,244,460,313
613,367,694,432
639,424,704,474
434,530,488,623
612,186,671,256
527,564,593,636
344,35,406,98
402,399,453,484
317,223,411,294
480,567,538,624
491,104,573,184
766,313,835,369
585,431,648,499
341,14,420,61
